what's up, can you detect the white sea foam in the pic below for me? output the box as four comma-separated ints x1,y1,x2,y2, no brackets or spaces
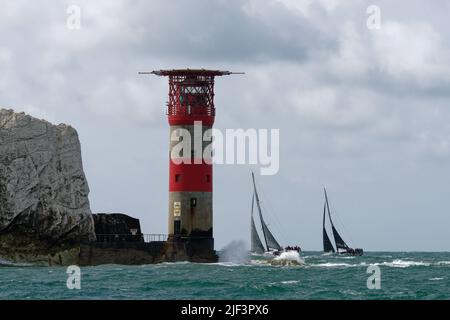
283,258,438,269
0,257,32,267
315,262,355,268
158,261,191,266
213,262,248,267
250,259,269,266
379,259,430,268
272,251,305,265
342,289,359,296
429,277,444,281
281,280,300,284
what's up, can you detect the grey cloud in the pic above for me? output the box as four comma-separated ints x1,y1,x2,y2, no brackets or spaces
117,0,337,63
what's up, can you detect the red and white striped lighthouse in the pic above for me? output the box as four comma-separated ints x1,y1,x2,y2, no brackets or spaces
144,69,239,258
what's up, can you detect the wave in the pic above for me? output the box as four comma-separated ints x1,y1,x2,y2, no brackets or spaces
367,259,431,268
377,259,431,268
211,262,250,267
267,280,301,286
155,261,191,267
271,251,305,266
0,257,33,267
314,262,356,268
429,277,444,281
250,259,268,265
312,259,435,269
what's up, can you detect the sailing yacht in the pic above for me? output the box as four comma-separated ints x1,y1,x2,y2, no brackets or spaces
322,188,363,256
250,172,301,257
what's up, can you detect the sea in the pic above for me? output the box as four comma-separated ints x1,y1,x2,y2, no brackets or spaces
1,250,449,300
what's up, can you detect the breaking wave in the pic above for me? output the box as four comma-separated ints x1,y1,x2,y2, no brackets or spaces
0,257,33,267
314,262,357,268
281,280,300,284
212,262,249,267
273,251,305,265
377,259,431,268
311,259,443,269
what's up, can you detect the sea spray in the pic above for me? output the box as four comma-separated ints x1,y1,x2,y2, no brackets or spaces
271,251,305,266
0,256,32,267
219,240,250,264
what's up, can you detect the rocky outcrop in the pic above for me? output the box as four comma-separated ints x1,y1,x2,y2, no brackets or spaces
93,213,143,242
0,109,95,263
93,213,142,236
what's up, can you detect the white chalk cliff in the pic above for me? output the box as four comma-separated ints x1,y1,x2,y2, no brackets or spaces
0,109,95,248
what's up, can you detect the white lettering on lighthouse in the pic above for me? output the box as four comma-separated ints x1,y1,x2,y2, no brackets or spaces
225,129,258,165
170,128,191,164
170,121,280,175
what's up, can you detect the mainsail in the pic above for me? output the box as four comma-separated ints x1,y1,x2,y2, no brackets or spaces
331,225,350,251
251,194,265,254
251,172,283,251
324,188,350,252
323,201,335,253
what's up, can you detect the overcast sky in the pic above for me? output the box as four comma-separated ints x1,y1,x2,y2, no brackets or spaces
1,0,450,251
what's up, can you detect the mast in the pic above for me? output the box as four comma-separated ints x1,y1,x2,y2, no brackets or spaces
250,193,265,254
323,196,335,253
324,187,333,225
252,172,269,251
323,200,326,228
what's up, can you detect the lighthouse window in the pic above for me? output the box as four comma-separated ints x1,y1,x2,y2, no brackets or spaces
190,198,197,208
206,174,211,183
175,174,181,182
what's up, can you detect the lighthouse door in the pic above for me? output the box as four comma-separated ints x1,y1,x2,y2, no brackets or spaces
174,220,181,236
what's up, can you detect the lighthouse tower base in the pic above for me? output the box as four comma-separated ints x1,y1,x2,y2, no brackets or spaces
159,237,218,263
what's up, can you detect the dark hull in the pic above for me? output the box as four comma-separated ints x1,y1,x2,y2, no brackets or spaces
338,248,364,256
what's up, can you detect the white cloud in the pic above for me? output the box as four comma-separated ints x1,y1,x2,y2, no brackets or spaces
372,21,450,87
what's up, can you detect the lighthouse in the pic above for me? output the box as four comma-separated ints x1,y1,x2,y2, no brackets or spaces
141,69,240,260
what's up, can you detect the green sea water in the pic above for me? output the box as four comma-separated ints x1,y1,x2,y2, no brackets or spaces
1,251,449,300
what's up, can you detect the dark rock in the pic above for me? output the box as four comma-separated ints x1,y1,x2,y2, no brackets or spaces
93,213,143,242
